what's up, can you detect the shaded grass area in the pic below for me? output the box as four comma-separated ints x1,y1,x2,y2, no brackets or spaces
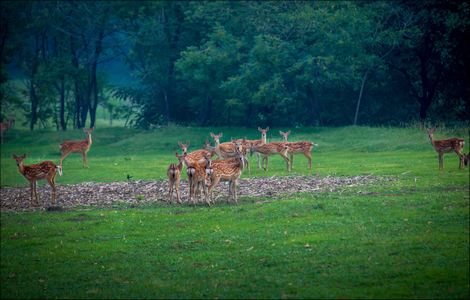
0,125,469,298
1,189,468,298
1,125,469,187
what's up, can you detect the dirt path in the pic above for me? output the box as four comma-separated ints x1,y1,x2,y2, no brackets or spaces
0,175,392,211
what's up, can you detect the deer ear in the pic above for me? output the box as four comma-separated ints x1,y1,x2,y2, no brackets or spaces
178,141,183,147
175,152,179,157
210,132,215,138
258,127,262,131
279,131,283,135
12,154,17,159
287,130,291,135
219,133,223,138
22,154,26,159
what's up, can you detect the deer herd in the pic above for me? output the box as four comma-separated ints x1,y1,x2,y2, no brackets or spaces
2,122,468,209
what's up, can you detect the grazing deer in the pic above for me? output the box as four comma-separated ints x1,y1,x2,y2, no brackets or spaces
279,130,317,169
59,127,94,167
167,152,186,204
427,128,465,170
178,141,213,165
12,154,63,207
186,153,212,206
208,143,247,204
249,142,291,171
0,117,15,144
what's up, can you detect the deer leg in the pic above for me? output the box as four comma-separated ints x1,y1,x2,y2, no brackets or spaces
233,179,239,204
208,176,220,203
168,180,174,202
454,150,464,169
48,177,56,206
290,153,294,169
29,181,35,206
33,181,39,205
257,153,261,169
305,152,312,170
175,179,181,204
203,182,210,206
82,152,88,168
264,156,269,171
228,180,233,203
438,153,444,170
280,153,290,171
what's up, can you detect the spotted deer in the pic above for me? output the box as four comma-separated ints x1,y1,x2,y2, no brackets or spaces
178,141,213,165
427,128,465,170
208,143,247,204
12,154,63,207
186,152,212,205
60,127,94,167
0,117,15,144
167,152,186,204
249,142,291,171
279,130,317,169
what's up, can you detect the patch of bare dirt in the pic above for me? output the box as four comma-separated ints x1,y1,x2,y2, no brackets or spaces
0,175,392,211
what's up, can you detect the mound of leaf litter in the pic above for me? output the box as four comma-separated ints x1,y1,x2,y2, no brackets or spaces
0,175,393,211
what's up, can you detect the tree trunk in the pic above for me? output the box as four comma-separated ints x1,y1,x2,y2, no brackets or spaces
353,69,370,126
89,29,104,129
59,77,67,130
29,34,40,131
29,81,38,131
70,36,83,128
163,89,170,125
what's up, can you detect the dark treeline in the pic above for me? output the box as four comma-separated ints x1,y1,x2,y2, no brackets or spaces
0,1,469,129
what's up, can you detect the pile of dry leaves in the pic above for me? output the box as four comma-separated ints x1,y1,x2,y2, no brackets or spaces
0,175,392,211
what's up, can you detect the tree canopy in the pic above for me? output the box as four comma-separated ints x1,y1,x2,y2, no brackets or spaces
1,0,468,129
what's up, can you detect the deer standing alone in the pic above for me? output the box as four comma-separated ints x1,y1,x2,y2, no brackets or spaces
167,152,186,204
12,154,62,207
427,128,465,170
279,130,317,170
60,127,94,167
208,142,247,204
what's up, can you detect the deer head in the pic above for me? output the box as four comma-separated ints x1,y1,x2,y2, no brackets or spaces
258,127,269,142
279,130,291,142
210,132,223,145
12,154,26,166
178,141,190,154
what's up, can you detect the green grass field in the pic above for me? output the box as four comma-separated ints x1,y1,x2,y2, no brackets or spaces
1,125,469,298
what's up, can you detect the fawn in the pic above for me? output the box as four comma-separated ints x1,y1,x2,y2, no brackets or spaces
186,152,212,205
427,128,465,170
279,130,318,169
60,127,94,167
178,141,213,164
167,152,187,204
208,142,247,204
0,117,15,144
249,142,291,171
12,154,63,207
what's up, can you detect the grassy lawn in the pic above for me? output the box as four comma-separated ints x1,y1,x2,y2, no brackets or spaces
1,125,469,298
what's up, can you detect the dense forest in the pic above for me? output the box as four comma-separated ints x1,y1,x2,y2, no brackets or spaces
0,1,469,129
